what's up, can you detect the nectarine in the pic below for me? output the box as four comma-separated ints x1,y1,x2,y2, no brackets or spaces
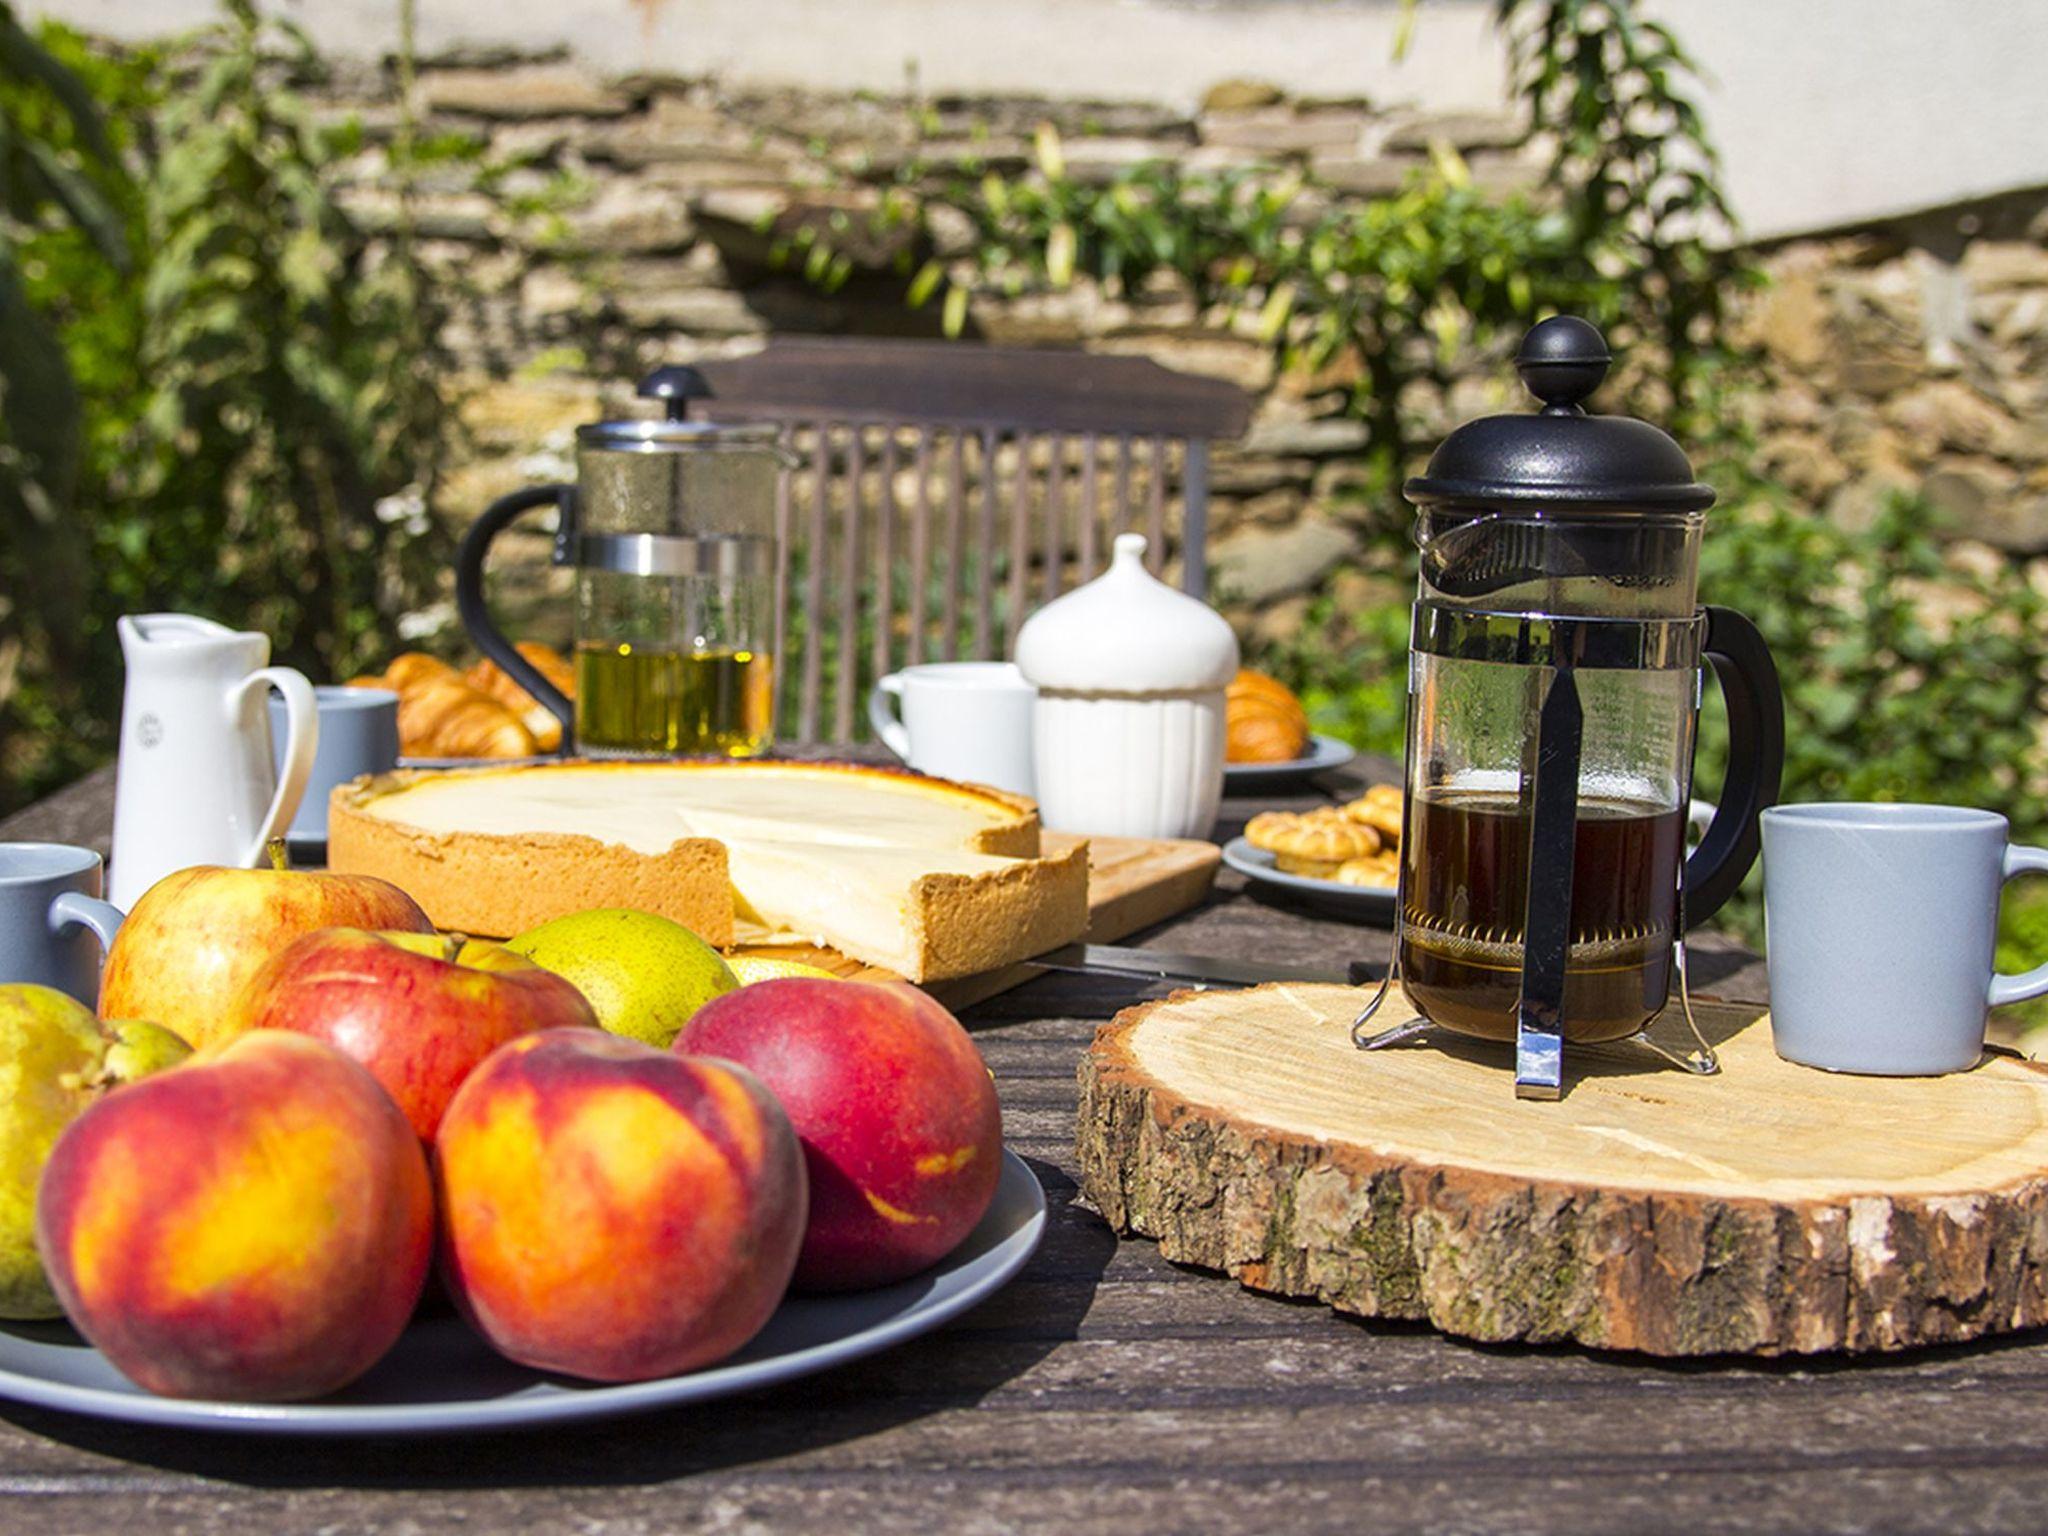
675,979,1002,1290
37,1031,432,1402
436,1029,806,1382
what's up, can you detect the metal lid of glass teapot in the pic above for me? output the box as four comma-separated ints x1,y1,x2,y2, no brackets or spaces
575,365,783,454
1405,316,1715,514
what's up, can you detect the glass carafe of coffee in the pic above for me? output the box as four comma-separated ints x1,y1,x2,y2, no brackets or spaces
1354,317,1784,1098
455,367,784,758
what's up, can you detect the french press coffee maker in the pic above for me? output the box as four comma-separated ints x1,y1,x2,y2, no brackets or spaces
455,367,783,758
1353,317,1784,1099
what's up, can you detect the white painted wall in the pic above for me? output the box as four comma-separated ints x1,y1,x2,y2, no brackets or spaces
28,0,2048,241
1653,0,2048,241
31,0,1512,111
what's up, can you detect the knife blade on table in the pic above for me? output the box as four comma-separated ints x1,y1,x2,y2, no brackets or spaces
1026,943,1375,990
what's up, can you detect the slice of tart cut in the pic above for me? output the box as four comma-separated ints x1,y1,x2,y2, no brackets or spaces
325,760,1079,976
722,835,1089,981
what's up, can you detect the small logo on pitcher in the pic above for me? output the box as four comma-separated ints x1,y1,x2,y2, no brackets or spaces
137,713,164,748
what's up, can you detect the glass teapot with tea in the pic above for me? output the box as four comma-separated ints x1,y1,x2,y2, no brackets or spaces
455,367,784,758
1354,317,1784,1098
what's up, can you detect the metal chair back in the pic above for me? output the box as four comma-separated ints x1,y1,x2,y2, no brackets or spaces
695,340,1252,746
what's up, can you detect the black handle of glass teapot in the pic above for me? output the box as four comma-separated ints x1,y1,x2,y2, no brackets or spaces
453,483,579,747
1683,605,1785,927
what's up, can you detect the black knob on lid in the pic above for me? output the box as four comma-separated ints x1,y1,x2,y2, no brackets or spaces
638,365,713,421
1515,315,1611,416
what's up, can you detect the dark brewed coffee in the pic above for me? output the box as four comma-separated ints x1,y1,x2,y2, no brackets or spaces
1400,787,1686,1042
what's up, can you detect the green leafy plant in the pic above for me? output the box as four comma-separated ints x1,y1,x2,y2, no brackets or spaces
0,3,470,813
0,4,131,799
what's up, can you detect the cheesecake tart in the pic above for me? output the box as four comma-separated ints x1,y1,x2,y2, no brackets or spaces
326,760,1087,981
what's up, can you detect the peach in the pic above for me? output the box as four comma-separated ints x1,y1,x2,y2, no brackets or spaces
100,863,432,1052
675,979,1002,1290
237,928,597,1139
36,1031,432,1402
436,1029,806,1382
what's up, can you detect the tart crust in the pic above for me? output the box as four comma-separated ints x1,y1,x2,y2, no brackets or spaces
325,759,1075,977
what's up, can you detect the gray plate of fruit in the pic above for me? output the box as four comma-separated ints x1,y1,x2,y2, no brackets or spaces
0,869,1039,1435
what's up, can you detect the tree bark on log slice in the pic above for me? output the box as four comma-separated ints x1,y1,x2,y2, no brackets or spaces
1075,983,2048,1356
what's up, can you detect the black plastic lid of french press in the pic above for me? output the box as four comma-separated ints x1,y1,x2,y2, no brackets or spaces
1403,316,1715,513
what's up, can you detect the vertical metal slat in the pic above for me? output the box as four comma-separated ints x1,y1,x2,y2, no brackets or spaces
1145,433,1168,573
908,432,932,667
1042,433,1068,605
873,425,899,703
943,432,966,660
975,426,999,660
770,424,793,742
1112,434,1136,556
1077,431,1100,581
1181,438,1211,598
1005,430,1033,655
835,425,864,745
800,424,830,745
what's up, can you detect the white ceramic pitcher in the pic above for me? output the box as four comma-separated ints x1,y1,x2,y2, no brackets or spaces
109,614,318,908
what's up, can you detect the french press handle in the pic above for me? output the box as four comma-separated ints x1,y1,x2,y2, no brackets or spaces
453,483,579,744
1682,604,1785,926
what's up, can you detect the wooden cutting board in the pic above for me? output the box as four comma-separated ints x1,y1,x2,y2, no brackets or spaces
733,832,1220,1010
1078,981,2048,1357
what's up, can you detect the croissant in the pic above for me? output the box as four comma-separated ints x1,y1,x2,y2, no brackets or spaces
1226,669,1311,764
466,643,574,754
395,674,538,759
348,652,539,759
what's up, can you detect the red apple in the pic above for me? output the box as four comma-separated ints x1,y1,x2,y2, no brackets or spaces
236,929,599,1140
674,979,1002,1291
37,1031,433,1402
100,862,432,1053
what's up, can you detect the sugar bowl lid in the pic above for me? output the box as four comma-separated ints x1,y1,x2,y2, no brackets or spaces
1404,316,1715,514
1016,534,1239,693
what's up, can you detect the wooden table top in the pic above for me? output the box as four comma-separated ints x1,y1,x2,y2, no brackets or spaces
3,762,2041,1536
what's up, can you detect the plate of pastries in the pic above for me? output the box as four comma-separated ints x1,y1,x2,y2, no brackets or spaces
349,642,573,763
1223,669,1356,791
1221,782,1403,924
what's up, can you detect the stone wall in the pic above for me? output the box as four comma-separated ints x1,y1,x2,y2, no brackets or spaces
304,50,2048,646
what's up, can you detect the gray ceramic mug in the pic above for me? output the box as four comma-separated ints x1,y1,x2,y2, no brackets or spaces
0,843,126,1007
271,685,400,843
1762,803,2048,1075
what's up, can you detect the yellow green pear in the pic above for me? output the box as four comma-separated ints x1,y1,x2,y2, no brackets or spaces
726,956,838,986
0,984,192,1319
503,908,739,1047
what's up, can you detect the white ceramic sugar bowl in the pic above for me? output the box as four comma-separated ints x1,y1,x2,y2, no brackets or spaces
1015,533,1239,839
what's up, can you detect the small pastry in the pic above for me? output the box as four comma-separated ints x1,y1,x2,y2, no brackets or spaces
1335,854,1399,889
1341,790,1404,842
1244,810,1304,852
1263,815,1381,878
1225,669,1311,764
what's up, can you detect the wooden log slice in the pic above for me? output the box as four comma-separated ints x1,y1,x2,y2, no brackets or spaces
1076,983,2048,1356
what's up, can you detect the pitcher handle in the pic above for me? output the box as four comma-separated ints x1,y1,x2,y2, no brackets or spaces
456,484,578,745
230,666,317,867
868,673,911,760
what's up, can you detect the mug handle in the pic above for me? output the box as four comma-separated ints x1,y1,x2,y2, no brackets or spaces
1990,844,2048,1008
49,891,123,955
868,674,911,760
230,666,317,867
